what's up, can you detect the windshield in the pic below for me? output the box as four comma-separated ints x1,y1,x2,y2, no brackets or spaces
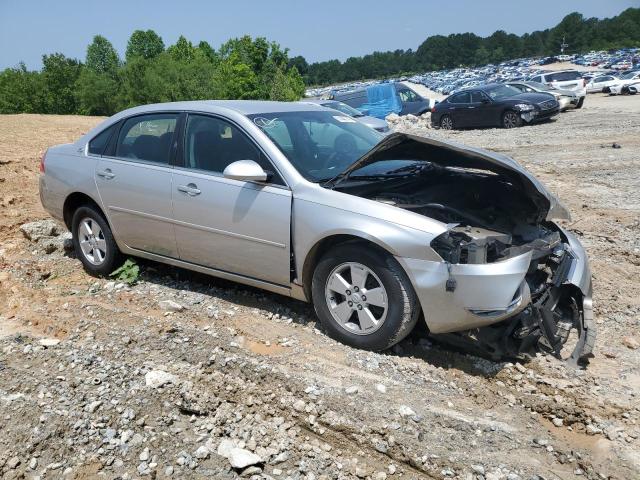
324,102,364,117
620,71,639,79
485,85,520,100
248,111,382,182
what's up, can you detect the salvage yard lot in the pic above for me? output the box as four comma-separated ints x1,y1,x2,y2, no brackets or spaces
0,94,639,479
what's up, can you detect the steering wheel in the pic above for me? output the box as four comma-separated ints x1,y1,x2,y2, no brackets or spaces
325,133,357,170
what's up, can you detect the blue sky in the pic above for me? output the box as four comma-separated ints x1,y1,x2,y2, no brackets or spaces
0,0,637,69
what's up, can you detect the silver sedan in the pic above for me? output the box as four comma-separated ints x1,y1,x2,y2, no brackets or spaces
39,101,594,364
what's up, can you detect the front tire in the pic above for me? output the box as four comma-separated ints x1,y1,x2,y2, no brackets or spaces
71,205,123,276
575,97,585,109
502,110,522,128
311,244,420,351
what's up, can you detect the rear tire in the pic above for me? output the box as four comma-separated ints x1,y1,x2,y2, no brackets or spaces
575,97,585,109
311,244,420,351
71,205,123,277
502,110,522,128
440,115,454,130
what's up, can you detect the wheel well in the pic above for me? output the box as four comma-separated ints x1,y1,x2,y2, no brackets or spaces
301,235,389,300
62,193,104,230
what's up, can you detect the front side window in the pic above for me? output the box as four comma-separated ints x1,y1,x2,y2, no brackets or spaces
88,123,117,156
184,114,283,184
398,88,421,102
470,91,487,102
115,114,178,164
248,111,381,182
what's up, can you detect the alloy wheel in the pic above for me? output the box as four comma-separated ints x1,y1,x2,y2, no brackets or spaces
78,217,107,265
503,111,519,128
440,116,453,130
324,262,388,335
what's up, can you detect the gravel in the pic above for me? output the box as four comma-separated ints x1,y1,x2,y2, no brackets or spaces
1,99,639,478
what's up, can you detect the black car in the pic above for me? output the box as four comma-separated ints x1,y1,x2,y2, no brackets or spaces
430,84,560,130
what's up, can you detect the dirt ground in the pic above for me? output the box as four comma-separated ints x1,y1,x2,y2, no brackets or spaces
0,94,639,480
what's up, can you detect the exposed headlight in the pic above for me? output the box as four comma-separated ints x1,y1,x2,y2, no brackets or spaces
515,103,535,111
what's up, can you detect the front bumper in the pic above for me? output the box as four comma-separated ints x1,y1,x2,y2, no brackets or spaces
521,107,560,123
396,226,593,335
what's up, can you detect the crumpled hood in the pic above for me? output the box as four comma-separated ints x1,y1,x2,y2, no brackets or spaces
330,132,570,222
510,92,557,104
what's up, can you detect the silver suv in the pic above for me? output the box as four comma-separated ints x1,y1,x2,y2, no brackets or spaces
39,101,594,363
529,70,587,108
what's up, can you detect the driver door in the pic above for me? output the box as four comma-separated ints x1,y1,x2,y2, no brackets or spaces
172,114,292,286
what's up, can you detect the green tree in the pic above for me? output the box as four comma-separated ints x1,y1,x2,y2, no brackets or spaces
125,30,164,61
76,69,120,115
0,63,45,113
85,35,120,76
168,35,196,61
41,53,82,114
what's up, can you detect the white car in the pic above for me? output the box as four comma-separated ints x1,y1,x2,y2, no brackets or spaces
529,70,587,108
586,74,619,93
608,71,640,95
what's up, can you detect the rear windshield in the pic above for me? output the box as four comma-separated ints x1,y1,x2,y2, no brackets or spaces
546,71,582,82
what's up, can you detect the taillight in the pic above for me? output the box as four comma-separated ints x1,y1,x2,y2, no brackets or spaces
39,149,47,173
431,106,436,113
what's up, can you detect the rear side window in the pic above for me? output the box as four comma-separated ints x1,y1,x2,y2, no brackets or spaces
530,76,542,83
115,113,178,164
547,71,581,82
88,124,117,156
449,92,470,104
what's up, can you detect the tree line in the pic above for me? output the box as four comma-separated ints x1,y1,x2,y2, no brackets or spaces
0,31,306,115
295,8,640,85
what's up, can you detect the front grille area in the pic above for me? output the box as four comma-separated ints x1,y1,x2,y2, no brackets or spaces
539,99,558,110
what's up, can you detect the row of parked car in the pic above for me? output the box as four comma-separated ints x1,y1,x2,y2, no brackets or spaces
304,49,640,132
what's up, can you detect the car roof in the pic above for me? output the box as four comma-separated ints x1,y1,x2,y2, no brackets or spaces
299,99,336,105
114,100,324,118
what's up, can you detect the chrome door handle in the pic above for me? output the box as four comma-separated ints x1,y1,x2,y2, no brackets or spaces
177,183,201,196
97,169,115,180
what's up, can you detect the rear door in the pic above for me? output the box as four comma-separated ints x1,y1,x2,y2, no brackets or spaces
447,92,471,127
95,113,179,257
172,113,291,286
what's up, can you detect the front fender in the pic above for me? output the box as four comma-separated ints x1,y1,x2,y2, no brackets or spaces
293,197,447,284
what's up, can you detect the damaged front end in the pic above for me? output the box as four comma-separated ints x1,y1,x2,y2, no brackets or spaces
429,224,595,366
330,133,595,365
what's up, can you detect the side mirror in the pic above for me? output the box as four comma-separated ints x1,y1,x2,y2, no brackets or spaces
481,98,490,104
360,108,370,115
223,160,268,182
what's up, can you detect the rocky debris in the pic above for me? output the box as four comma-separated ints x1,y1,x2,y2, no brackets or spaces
622,336,639,349
38,338,61,347
227,448,262,469
20,219,62,241
386,112,432,134
20,219,72,255
159,299,185,312
145,369,178,388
